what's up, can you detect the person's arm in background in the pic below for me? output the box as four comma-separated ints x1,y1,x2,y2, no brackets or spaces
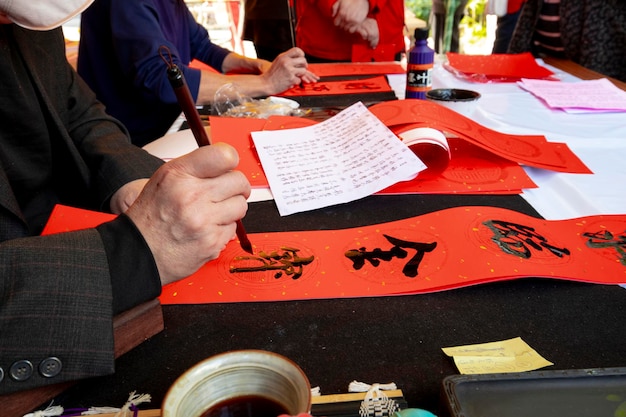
195,47,317,104
187,6,318,104
108,0,316,109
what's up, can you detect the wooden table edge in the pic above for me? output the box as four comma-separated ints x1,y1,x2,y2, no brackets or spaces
542,56,626,91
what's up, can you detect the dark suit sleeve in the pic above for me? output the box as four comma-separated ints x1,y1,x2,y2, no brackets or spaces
0,229,116,394
0,214,161,395
22,26,165,210
97,214,162,315
0,27,164,395
65,65,165,210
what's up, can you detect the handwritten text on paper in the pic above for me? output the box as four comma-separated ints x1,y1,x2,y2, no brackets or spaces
251,102,425,216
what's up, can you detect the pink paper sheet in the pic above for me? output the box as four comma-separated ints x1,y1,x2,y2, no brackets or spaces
518,78,626,112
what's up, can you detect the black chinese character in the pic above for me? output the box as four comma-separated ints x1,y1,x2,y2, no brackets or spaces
345,234,437,277
583,230,626,266
230,247,314,279
483,220,570,259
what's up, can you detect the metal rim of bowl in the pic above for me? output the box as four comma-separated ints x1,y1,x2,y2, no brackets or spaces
426,89,481,102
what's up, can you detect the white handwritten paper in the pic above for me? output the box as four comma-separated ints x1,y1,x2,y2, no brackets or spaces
251,102,425,216
518,78,626,113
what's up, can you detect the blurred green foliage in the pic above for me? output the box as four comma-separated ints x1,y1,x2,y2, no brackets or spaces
405,0,432,23
461,0,488,40
405,0,488,48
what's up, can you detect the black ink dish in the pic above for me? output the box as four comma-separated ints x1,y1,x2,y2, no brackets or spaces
426,88,481,102
426,88,481,117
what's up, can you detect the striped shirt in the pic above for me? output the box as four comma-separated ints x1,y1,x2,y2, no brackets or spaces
533,0,565,57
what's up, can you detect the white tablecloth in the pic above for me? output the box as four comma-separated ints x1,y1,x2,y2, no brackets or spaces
389,60,626,220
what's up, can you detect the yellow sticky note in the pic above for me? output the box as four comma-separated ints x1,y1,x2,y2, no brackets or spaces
442,337,553,374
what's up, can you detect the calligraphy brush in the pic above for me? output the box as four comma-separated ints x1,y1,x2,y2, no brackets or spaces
287,0,297,50
159,46,253,254
287,0,304,89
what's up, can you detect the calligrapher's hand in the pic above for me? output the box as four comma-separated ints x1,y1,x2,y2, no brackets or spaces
110,178,149,214
263,47,319,92
332,0,369,30
125,143,250,286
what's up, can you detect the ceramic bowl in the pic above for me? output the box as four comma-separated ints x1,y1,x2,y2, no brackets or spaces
162,350,311,417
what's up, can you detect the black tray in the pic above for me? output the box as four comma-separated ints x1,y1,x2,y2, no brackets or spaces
441,367,626,417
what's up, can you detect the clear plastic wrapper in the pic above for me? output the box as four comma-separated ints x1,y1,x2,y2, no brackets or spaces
213,83,309,118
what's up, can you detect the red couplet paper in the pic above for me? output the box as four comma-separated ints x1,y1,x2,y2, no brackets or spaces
307,62,406,78
210,114,536,195
43,205,626,305
207,116,318,188
368,100,591,174
380,137,536,195
445,52,556,82
208,117,268,188
279,75,393,97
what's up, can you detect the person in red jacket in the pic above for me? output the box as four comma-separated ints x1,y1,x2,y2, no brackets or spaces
295,0,405,62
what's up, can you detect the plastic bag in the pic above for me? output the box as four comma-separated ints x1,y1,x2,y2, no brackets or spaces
212,83,309,118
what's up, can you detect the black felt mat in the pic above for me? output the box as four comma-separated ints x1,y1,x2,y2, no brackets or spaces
52,194,626,416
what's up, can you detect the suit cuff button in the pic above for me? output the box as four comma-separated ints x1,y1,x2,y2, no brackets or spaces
10,360,33,381
39,357,63,378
